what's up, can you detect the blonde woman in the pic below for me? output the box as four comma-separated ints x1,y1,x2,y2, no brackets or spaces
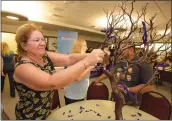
13,23,104,119
1,42,15,97
64,39,94,105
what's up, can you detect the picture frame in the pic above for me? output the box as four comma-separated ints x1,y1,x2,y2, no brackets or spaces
47,37,58,52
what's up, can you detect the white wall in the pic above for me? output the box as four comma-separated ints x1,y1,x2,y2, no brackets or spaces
1,32,17,54
1,24,105,42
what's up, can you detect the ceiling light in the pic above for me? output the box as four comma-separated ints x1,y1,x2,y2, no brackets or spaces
96,15,142,29
6,16,19,20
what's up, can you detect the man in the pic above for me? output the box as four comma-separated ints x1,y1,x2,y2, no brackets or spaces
117,44,153,94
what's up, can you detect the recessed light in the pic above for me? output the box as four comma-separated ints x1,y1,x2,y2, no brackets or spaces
6,16,19,20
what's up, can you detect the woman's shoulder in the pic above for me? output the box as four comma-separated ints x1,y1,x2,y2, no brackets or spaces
15,59,37,69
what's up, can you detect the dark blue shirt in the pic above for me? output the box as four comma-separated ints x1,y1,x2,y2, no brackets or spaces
1,52,14,71
116,56,153,87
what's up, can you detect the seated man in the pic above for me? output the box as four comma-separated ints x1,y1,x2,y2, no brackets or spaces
116,44,153,94
95,44,153,94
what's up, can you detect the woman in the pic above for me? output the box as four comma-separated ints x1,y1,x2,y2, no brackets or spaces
1,55,5,76
64,39,94,105
1,42,16,97
93,48,111,83
13,23,105,120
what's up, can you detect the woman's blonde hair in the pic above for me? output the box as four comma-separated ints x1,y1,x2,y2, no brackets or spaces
15,23,43,60
1,42,11,56
72,39,86,53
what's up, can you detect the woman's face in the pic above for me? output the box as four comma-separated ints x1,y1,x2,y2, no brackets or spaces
25,30,46,57
81,42,87,54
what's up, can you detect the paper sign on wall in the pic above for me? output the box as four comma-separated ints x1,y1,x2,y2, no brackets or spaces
57,30,78,54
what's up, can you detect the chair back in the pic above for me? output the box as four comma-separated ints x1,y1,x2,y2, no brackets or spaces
139,91,171,120
87,82,109,100
159,71,172,83
51,89,61,110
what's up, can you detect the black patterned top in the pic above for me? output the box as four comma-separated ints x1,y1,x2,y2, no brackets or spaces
14,53,56,120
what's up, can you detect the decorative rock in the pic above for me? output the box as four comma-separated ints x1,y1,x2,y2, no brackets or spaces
137,112,142,117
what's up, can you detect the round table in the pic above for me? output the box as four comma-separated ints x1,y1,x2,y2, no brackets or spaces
47,100,159,120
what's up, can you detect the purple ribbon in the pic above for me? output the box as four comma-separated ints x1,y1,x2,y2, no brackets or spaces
142,21,147,45
118,84,137,102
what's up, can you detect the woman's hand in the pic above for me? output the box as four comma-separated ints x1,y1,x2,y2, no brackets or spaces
83,49,105,67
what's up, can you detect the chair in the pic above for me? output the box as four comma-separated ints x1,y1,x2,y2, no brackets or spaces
51,89,61,110
139,91,171,120
159,70,172,83
87,82,109,100
159,71,172,103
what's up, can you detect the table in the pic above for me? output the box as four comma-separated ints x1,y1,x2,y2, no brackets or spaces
46,100,159,120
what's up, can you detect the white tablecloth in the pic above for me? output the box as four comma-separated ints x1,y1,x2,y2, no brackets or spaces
47,100,158,120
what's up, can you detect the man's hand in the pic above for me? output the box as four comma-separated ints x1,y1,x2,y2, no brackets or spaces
94,80,100,84
118,85,125,93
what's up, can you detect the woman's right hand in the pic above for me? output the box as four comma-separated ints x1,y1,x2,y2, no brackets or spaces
84,49,105,67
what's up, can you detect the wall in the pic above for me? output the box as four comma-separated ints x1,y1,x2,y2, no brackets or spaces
1,24,58,37
1,24,105,41
1,32,17,54
1,24,106,53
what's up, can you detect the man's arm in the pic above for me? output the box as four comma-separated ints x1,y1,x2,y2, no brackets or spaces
94,74,107,83
128,84,153,93
118,84,153,93
128,63,154,93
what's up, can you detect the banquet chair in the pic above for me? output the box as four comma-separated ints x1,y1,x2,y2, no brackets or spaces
51,89,61,110
87,82,109,100
159,70,172,83
139,91,171,120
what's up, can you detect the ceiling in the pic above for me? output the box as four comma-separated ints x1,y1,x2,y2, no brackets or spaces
1,1,171,37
